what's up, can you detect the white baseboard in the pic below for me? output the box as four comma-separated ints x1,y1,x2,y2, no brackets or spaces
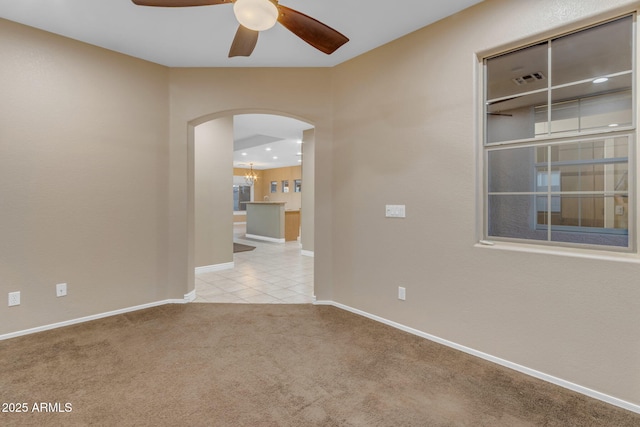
301,250,314,257
195,262,234,274
245,234,285,243
313,300,640,415
184,289,196,303
0,297,190,342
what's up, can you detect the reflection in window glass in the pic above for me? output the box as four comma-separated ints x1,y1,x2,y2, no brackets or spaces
486,15,633,144
551,15,633,86
487,91,547,143
486,42,548,100
487,137,630,247
549,87,632,135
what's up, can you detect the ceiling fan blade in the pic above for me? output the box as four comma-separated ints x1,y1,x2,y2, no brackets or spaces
131,0,230,7
229,25,259,57
276,5,348,55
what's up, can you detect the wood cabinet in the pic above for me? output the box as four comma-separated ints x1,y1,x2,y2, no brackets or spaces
285,210,300,242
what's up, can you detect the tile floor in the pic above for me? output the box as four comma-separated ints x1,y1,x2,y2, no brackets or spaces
194,224,314,304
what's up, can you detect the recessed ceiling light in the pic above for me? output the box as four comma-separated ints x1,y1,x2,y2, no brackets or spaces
265,147,272,151
298,159,302,162
593,77,609,84
609,123,619,127
241,152,247,156
297,152,302,156
273,156,278,160
296,140,302,144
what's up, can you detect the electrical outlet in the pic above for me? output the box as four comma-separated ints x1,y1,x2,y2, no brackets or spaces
398,286,406,301
8,291,20,307
56,283,67,297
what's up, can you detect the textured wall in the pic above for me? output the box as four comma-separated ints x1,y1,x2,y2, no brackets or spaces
194,118,234,268
168,67,333,302
301,129,315,254
330,0,640,405
0,18,170,332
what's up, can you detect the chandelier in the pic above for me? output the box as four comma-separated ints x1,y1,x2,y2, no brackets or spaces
245,163,258,186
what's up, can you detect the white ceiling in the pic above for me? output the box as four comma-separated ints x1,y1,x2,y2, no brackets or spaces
233,114,311,169
0,0,483,67
0,0,483,168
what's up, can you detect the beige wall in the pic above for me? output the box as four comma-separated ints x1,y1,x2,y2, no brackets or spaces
301,129,315,253
330,0,640,406
170,68,333,305
3,0,640,408
0,18,170,331
195,118,233,268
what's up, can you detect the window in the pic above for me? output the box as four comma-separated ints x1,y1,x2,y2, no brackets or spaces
271,181,277,193
294,179,302,193
233,184,251,211
483,15,634,250
282,180,289,193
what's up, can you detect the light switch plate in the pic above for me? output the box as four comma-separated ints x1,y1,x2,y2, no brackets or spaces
385,204,406,218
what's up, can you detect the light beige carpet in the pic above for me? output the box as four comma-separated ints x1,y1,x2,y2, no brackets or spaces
1,304,638,426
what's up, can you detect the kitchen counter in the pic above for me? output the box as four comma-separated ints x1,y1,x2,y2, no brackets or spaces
245,202,286,243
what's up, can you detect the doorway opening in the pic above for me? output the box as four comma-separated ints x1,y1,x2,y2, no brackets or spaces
190,111,315,304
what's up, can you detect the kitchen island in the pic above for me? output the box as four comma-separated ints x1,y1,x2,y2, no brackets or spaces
245,202,287,243
245,202,300,243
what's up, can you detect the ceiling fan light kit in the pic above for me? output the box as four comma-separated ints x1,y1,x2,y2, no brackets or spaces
233,0,278,31
132,0,348,58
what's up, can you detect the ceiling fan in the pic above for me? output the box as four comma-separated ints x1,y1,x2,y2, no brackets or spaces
131,0,349,58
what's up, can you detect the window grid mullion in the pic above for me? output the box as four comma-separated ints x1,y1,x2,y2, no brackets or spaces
547,40,552,139
547,146,552,241
483,15,633,250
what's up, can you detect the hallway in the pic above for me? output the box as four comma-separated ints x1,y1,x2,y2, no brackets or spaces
194,223,314,304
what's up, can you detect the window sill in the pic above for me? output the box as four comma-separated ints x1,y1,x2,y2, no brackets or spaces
474,240,640,264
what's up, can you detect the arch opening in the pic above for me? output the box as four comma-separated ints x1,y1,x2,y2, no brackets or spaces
187,109,316,303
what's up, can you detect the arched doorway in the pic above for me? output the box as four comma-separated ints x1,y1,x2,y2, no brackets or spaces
188,110,315,303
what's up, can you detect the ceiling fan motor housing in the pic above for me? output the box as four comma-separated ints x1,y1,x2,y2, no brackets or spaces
233,0,279,31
